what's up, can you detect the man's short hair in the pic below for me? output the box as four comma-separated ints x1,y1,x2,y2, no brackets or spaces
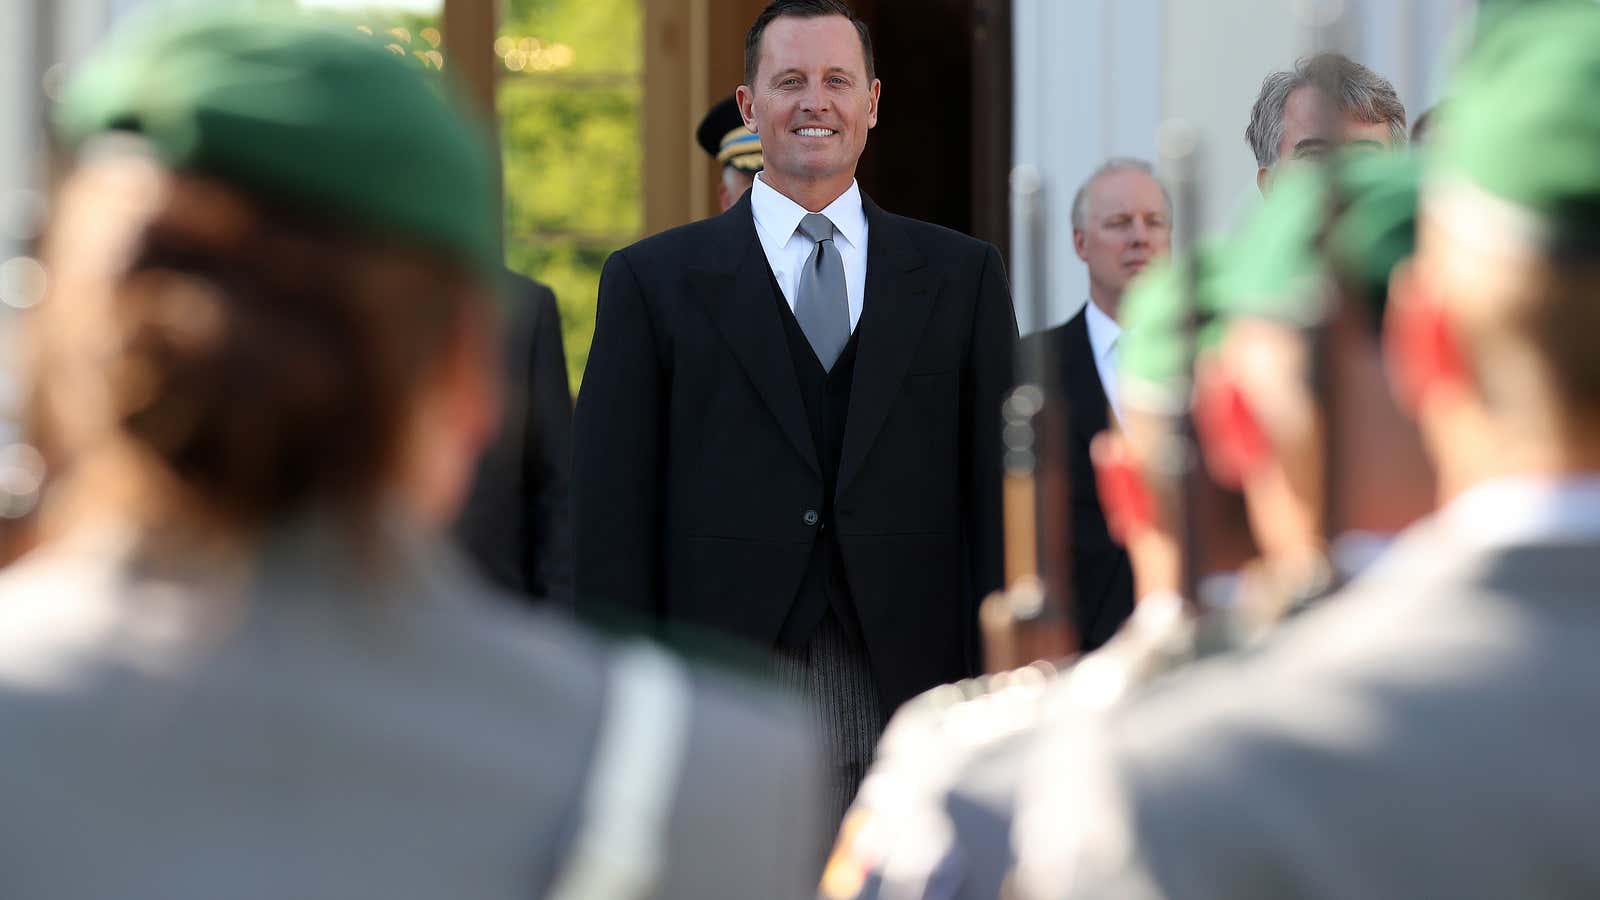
744,0,875,86
1070,158,1171,230
1245,53,1407,169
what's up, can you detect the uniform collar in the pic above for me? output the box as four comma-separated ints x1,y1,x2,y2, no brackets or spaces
751,173,867,250
1441,474,1600,547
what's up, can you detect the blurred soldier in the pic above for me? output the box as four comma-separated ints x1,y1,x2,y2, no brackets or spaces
697,94,765,212
1246,53,1406,193
822,147,1435,900
0,14,824,898
1187,152,1434,612
1011,6,1600,896
1096,152,1435,624
455,270,576,606
1023,159,1171,653
574,0,1016,826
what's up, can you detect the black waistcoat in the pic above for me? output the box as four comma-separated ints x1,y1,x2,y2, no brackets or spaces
768,266,867,651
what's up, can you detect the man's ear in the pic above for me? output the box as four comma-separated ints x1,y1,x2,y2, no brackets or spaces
446,300,504,456
1256,166,1273,195
1073,228,1088,262
1386,258,1469,413
1194,369,1270,489
1091,430,1154,545
735,85,758,133
867,78,881,129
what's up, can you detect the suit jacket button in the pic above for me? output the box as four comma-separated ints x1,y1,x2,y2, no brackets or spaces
803,509,820,526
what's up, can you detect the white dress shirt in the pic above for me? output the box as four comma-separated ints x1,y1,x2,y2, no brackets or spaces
750,173,868,333
1084,299,1122,423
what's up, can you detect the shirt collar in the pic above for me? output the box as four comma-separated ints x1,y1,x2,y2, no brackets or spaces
751,173,866,250
1083,299,1121,365
1441,474,1600,547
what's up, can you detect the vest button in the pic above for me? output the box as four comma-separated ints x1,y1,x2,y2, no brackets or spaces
803,509,820,526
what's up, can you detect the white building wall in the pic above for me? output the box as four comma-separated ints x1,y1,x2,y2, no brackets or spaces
1012,0,1162,334
1013,0,1475,334
1,6,35,260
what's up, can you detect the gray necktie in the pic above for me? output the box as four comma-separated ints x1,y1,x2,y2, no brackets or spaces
794,212,850,371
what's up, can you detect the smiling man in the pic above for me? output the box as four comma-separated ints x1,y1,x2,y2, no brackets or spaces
573,0,1017,826
1022,158,1171,653
1246,53,1406,194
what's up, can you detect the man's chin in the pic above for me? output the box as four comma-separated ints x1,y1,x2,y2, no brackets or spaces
781,158,855,182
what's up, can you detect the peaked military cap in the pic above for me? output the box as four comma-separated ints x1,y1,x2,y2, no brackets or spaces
695,95,764,172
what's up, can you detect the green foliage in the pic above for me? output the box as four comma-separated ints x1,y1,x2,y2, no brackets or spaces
503,0,642,74
296,0,642,392
499,0,642,391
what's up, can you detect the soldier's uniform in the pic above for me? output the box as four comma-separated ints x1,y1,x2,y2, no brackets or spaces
821,592,1200,900
2,14,828,899
1023,10,1600,894
824,142,1432,900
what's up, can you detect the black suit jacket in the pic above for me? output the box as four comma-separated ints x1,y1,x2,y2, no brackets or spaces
456,273,575,605
1025,308,1134,650
572,191,1017,714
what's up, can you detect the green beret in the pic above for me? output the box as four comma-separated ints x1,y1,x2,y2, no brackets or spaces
1229,152,1421,325
1432,1,1600,250
1327,154,1422,319
1116,244,1232,413
56,12,500,276
1118,152,1421,409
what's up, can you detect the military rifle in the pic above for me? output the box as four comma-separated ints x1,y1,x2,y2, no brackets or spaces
979,166,1079,673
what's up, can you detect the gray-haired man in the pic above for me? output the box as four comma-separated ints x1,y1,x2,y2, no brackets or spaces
1025,158,1171,652
1246,53,1406,193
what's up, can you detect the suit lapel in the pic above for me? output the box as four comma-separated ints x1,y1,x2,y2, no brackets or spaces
688,195,820,476
837,196,940,498
1060,308,1112,445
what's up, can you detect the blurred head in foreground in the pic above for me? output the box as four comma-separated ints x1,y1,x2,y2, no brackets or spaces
1390,1,1600,498
1100,152,1435,616
34,13,502,554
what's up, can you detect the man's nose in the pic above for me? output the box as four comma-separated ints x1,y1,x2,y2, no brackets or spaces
800,83,830,113
1129,221,1150,246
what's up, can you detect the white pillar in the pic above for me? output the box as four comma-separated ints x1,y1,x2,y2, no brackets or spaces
1012,0,1163,334
1017,0,1477,336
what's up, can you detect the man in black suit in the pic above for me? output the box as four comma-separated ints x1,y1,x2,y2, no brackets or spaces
1026,158,1170,651
456,271,574,606
573,0,1016,821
